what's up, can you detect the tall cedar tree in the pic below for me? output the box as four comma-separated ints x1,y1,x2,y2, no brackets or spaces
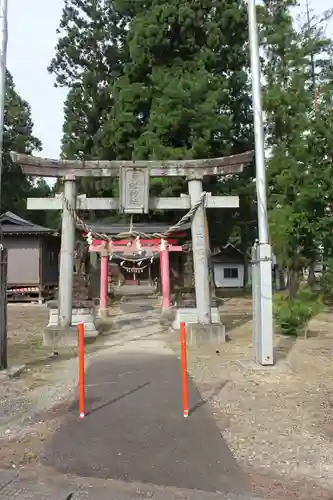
104,0,251,162
2,72,44,217
51,0,254,232
260,0,333,295
102,0,253,227
48,0,125,210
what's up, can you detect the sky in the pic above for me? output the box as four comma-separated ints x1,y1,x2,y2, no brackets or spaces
7,0,333,160
7,0,66,159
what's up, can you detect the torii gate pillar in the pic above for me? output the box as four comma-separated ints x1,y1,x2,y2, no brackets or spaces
160,240,171,309
59,177,76,327
99,244,109,318
188,177,211,324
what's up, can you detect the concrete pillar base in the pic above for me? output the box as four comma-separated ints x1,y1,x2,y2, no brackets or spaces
172,307,220,330
43,325,99,347
47,307,97,329
160,306,175,326
45,300,99,346
186,322,226,346
99,308,109,319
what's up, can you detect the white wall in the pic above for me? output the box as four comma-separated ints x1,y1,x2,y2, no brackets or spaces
213,263,244,288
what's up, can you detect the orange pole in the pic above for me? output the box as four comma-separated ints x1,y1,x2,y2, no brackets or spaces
78,322,85,419
180,321,189,418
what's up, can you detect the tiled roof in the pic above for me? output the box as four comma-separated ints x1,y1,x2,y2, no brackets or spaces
0,211,58,235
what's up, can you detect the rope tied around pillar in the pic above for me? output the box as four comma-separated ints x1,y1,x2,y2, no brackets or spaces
60,191,207,244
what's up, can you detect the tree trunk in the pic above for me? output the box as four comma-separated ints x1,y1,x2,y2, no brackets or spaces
243,252,249,287
240,224,249,288
307,264,316,288
278,268,286,291
288,268,299,299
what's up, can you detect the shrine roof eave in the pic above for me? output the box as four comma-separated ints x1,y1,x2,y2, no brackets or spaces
10,151,253,178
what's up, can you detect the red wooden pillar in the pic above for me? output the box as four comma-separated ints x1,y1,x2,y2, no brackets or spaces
99,248,109,318
160,239,170,309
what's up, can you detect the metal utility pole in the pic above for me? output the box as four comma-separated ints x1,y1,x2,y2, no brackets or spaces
0,0,8,370
247,0,274,365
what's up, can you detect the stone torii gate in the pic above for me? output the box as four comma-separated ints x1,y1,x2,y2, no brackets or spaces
11,151,252,341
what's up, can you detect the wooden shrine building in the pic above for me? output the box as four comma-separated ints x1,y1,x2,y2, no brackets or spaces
0,211,60,301
86,221,191,286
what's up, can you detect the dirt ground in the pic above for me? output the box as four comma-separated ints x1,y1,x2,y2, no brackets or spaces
7,303,51,367
2,300,333,499
1,305,81,470
178,298,333,500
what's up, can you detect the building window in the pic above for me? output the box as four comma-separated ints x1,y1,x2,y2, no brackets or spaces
224,267,238,279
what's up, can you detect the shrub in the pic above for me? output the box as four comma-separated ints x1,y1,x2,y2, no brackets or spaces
297,286,320,303
273,288,322,336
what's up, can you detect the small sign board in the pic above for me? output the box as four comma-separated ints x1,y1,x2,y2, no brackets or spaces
120,167,149,214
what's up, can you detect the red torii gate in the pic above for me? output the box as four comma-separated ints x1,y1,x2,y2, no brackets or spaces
88,235,185,317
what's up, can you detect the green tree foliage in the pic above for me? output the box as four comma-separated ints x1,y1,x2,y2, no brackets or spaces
46,0,333,304
50,0,333,275
48,0,125,89
51,0,255,233
2,71,44,217
260,0,333,296
274,286,322,336
320,259,333,307
106,0,254,231
48,0,125,205
305,84,333,261
104,0,249,160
